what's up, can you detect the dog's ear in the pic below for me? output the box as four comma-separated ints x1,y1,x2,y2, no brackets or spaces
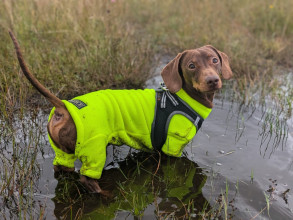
205,45,233,80
161,53,184,93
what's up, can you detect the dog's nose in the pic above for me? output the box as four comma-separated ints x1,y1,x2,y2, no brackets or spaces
206,76,219,87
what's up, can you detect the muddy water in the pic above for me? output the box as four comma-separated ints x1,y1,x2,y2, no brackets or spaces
2,62,293,219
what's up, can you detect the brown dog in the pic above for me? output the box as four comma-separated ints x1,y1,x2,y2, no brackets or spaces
9,31,232,194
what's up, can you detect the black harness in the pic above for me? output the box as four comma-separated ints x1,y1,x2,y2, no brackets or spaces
151,86,204,151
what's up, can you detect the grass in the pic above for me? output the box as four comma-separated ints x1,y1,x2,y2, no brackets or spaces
1,0,292,128
1,0,293,106
0,0,293,219
0,110,47,219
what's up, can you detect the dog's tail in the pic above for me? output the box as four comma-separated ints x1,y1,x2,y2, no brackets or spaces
9,31,65,108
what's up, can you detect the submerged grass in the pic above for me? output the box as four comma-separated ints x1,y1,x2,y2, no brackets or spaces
0,0,293,219
47,153,211,219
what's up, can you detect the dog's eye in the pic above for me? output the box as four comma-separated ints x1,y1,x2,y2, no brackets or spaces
189,63,195,69
213,58,218,63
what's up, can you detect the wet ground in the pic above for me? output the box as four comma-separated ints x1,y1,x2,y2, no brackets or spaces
1,59,292,219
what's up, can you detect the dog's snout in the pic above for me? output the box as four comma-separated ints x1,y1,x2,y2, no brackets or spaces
206,76,219,86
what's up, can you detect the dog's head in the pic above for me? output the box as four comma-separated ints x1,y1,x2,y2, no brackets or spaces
161,45,232,94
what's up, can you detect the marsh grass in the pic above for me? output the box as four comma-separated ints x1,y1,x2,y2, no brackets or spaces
1,0,293,105
1,0,293,120
0,110,47,219
1,0,293,219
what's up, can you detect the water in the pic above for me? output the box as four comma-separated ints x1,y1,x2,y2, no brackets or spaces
189,99,293,219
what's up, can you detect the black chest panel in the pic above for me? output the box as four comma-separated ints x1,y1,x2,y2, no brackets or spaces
151,89,204,151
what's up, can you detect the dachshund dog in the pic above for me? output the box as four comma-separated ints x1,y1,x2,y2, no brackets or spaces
9,31,232,194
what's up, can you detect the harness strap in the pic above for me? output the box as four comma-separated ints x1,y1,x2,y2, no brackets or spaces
151,87,204,151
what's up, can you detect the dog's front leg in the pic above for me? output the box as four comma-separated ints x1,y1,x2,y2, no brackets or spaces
54,165,75,178
54,165,75,172
80,175,102,193
80,175,111,197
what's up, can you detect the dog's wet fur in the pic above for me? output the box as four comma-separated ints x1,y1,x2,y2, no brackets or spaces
9,31,232,194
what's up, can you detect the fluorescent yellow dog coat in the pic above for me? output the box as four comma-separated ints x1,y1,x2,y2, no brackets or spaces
48,89,212,179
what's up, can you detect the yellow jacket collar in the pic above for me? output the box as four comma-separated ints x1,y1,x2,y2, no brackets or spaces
175,89,212,119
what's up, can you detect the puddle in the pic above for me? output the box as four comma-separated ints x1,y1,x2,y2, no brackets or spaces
187,99,293,219
0,60,293,219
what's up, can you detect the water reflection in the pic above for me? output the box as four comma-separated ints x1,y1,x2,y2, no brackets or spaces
52,152,210,219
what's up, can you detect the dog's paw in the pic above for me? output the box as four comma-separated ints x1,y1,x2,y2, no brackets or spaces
80,175,103,193
79,175,113,199
99,189,113,200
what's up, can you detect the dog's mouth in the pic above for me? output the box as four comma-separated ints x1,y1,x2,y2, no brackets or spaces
196,87,220,94
192,82,221,94
205,87,221,93
207,82,222,91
